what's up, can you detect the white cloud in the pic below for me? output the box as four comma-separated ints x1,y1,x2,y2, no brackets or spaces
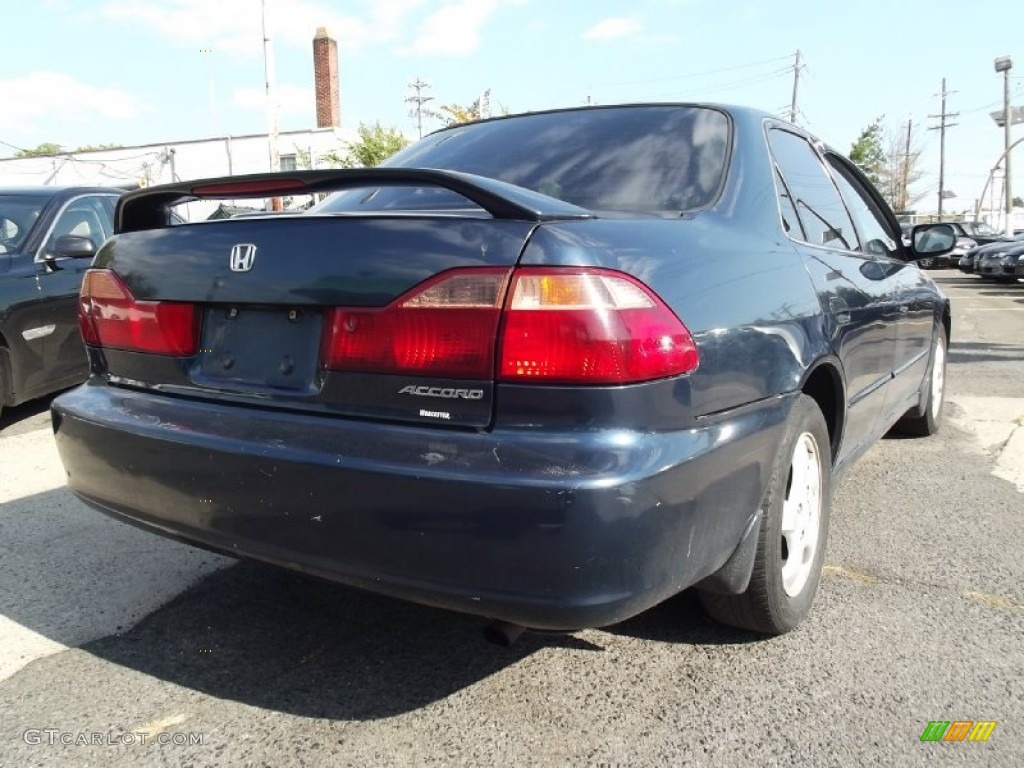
99,0,425,55
0,72,145,134
400,0,503,57
231,84,316,117
582,17,643,41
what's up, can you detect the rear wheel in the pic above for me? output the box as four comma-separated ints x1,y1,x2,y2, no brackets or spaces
896,325,947,437
698,394,832,634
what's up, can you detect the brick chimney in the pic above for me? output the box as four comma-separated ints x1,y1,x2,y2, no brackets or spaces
312,26,340,128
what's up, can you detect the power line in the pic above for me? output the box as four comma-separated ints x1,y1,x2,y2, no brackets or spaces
0,138,28,155
651,67,792,100
593,53,793,90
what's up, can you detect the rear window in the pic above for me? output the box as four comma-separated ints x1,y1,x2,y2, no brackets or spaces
315,106,730,216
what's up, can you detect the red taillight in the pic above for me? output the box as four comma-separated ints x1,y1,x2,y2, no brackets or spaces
79,269,198,356
191,178,308,197
322,269,510,378
498,268,698,384
322,266,697,385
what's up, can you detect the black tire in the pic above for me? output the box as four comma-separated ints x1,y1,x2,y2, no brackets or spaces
896,325,947,437
698,394,832,635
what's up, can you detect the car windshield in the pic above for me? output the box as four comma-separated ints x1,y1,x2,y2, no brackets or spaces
313,106,731,216
0,195,47,253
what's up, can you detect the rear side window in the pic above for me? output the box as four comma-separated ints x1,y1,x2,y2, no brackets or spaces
774,169,804,239
826,155,899,258
0,195,47,253
768,128,858,251
317,106,731,215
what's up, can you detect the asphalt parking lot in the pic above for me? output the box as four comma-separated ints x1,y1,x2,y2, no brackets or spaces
1,271,1021,767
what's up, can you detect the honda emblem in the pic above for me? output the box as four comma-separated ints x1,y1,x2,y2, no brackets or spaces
229,243,257,272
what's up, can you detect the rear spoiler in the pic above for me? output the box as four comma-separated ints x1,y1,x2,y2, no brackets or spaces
115,168,595,233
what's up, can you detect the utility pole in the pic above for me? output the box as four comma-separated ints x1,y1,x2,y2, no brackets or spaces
406,77,433,139
928,77,959,219
901,119,913,213
261,0,281,209
788,50,801,124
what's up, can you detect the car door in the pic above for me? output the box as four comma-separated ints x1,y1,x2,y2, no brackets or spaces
35,193,117,385
767,127,902,463
824,154,935,424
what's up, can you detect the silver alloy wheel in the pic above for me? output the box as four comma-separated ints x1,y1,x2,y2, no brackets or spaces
930,338,945,420
780,432,823,597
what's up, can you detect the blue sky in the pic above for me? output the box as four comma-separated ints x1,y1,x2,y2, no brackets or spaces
2,0,1022,214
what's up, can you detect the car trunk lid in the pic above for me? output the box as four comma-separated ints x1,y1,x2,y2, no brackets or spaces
84,170,593,428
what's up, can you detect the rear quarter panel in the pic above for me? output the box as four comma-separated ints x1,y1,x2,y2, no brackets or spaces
520,110,829,419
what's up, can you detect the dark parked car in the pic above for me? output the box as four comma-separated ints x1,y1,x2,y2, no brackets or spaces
959,248,982,273
961,233,1024,274
51,105,954,639
952,220,1005,245
0,186,119,421
977,239,1024,282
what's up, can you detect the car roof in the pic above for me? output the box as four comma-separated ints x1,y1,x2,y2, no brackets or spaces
0,186,126,196
422,102,779,135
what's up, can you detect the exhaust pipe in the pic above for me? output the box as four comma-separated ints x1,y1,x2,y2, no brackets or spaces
483,620,527,647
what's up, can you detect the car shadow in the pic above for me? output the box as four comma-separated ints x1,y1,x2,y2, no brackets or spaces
0,395,54,435
948,340,1024,365
603,589,762,646
77,561,609,721
75,564,758,720
931,275,983,286
977,288,1023,296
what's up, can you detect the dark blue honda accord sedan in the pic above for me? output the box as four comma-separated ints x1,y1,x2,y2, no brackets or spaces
51,105,955,638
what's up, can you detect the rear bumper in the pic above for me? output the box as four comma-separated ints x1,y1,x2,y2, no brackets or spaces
52,383,791,630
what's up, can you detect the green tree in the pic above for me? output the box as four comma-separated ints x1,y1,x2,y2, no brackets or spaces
15,142,63,157
323,122,410,168
427,90,492,127
849,119,885,191
1013,196,1023,208
76,143,123,152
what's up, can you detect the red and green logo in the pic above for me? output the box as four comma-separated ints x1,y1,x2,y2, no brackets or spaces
920,721,997,742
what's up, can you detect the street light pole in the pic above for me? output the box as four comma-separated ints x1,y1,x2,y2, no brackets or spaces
995,56,1013,236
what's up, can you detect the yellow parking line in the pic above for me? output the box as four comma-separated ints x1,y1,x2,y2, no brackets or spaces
963,591,1024,617
133,714,189,737
823,565,878,585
